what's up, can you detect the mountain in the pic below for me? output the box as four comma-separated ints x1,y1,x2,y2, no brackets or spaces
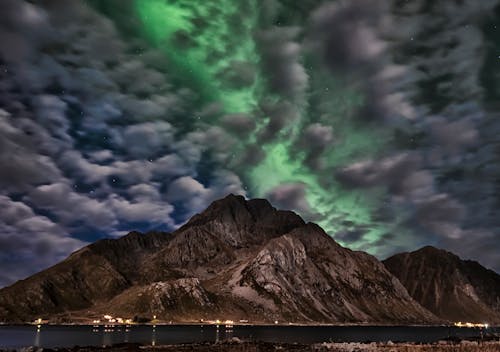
383,246,500,324
0,194,436,324
0,231,171,322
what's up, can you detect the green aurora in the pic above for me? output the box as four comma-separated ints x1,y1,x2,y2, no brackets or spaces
128,0,396,251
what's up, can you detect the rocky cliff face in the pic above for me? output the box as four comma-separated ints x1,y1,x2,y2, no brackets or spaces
230,223,436,323
0,195,437,324
383,246,500,324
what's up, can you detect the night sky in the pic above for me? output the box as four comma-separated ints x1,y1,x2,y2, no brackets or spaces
1,0,500,288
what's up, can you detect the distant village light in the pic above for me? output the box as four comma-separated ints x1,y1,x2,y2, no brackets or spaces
454,322,489,328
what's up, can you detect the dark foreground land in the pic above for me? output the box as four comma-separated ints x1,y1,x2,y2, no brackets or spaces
6,340,500,352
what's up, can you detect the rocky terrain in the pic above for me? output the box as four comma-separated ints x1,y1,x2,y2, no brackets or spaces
4,340,500,352
0,194,435,324
384,246,500,324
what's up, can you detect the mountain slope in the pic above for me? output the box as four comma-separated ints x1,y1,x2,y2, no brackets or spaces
0,231,171,322
383,246,500,324
229,223,436,323
0,194,436,324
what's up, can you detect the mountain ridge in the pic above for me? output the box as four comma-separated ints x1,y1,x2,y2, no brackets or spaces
1,194,492,324
383,245,500,324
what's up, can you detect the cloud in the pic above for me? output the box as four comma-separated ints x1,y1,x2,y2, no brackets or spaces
0,195,85,287
221,114,256,137
167,176,207,204
296,123,334,170
106,194,174,228
336,151,466,248
32,95,72,143
335,229,367,244
0,109,62,193
257,26,308,102
414,194,466,237
152,154,192,179
58,150,113,184
26,183,117,229
440,229,500,273
308,0,386,72
128,184,161,202
115,121,175,159
0,0,52,62
219,60,257,89
266,182,312,215
336,153,425,197
257,101,300,143
427,116,478,155
167,171,246,217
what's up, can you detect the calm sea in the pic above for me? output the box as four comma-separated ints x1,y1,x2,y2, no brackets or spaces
0,324,496,349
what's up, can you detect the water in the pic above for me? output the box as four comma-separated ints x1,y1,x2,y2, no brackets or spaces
0,324,496,349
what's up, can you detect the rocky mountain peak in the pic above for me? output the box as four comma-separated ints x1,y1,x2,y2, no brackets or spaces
384,246,500,323
185,193,302,225
178,193,305,246
415,245,457,258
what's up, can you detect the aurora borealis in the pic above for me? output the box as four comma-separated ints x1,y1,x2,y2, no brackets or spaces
132,0,389,242
1,0,500,287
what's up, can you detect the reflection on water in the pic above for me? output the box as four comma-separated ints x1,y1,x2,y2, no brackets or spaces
34,326,41,347
124,327,129,343
0,324,496,349
225,325,234,340
152,325,156,346
101,327,112,347
215,325,220,343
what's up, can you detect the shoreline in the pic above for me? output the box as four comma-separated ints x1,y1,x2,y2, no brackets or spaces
3,340,500,352
1,322,496,328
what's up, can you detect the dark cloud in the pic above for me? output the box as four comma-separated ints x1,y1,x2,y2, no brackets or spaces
426,116,478,155
266,183,312,216
336,153,425,197
0,0,52,62
252,24,309,147
296,123,334,170
441,229,500,273
115,121,175,159
0,195,85,286
166,171,245,217
336,229,367,244
257,26,308,102
0,109,62,193
221,114,256,137
308,0,385,72
257,101,299,143
106,194,174,229
235,144,266,167
219,61,257,89
26,183,117,229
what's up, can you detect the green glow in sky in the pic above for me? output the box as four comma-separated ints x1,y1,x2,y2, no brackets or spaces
135,0,261,113
133,0,391,251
